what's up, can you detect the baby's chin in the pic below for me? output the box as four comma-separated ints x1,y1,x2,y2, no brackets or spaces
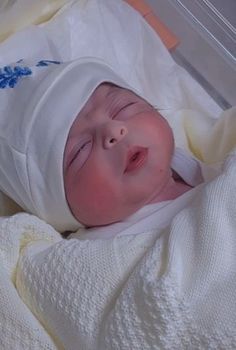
73,204,140,228
75,214,124,228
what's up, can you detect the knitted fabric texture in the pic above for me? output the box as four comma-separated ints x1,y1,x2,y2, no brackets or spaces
0,149,235,349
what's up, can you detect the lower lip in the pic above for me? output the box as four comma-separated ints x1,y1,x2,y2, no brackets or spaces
125,148,148,173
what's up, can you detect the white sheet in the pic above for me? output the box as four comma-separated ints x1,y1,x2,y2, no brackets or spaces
0,0,69,42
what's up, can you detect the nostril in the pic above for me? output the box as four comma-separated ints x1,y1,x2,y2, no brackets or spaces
105,126,127,148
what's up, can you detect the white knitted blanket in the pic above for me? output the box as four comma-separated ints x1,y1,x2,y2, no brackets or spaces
0,149,235,349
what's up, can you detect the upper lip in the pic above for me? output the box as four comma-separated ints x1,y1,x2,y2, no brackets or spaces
124,146,148,173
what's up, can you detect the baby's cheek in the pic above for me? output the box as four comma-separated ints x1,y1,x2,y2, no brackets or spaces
73,172,120,225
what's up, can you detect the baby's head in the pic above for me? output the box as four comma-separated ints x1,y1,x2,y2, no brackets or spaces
0,58,174,232
64,83,174,227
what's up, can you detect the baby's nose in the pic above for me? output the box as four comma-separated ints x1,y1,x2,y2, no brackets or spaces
103,122,128,149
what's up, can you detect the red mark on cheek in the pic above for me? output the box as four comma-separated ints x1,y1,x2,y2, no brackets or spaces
83,172,114,210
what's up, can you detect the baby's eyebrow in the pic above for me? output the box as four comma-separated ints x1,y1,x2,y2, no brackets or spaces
105,85,126,99
105,87,118,100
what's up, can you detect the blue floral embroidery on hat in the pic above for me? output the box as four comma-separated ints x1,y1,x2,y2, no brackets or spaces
36,60,61,67
0,59,62,89
0,66,32,88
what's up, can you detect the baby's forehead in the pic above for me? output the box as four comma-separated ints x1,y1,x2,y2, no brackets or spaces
76,83,129,116
89,82,127,103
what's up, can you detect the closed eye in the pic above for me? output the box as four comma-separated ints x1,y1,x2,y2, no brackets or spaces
112,102,136,119
68,140,92,167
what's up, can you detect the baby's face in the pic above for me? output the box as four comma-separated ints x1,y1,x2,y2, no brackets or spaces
63,83,174,227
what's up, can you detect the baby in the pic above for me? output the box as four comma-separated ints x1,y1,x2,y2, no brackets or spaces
63,82,192,228
0,57,199,233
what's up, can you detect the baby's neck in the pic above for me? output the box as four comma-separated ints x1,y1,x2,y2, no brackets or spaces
148,176,192,204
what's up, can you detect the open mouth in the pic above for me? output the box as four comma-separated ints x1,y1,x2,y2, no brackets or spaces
124,146,148,173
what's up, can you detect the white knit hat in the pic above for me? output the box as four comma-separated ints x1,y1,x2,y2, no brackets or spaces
0,57,133,232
